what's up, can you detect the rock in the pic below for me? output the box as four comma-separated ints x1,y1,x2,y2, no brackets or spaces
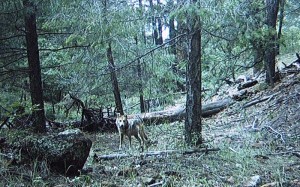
243,175,261,187
226,176,235,184
141,176,156,185
19,128,92,176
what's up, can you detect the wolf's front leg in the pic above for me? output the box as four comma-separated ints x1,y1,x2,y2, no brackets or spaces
128,136,132,150
134,134,143,151
119,133,124,150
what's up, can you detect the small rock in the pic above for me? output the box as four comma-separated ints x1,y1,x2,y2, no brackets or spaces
227,176,235,184
243,175,261,187
141,176,156,185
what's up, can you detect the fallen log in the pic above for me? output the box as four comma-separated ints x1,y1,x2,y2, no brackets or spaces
141,98,234,124
69,98,234,131
94,148,220,161
237,80,258,90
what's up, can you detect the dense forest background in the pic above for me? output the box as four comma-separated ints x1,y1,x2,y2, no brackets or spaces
1,0,299,125
1,0,300,186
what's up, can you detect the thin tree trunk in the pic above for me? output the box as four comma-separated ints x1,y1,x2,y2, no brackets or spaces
169,6,176,56
156,0,163,45
253,43,264,75
137,0,146,113
139,0,147,44
149,0,159,45
103,0,124,115
23,0,46,133
135,36,145,113
264,0,279,87
107,42,124,115
277,0,285,55
176,0,188,63
185,0,202,146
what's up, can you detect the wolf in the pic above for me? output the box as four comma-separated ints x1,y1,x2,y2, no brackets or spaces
115,113,148,151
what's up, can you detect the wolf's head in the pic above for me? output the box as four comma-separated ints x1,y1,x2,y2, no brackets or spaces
116,113,128,131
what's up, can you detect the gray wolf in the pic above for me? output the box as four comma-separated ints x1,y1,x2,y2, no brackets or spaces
115,113,148,151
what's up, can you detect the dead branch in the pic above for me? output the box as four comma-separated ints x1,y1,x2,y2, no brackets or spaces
242,94,276,108
264,125,285,143
94,148,220,161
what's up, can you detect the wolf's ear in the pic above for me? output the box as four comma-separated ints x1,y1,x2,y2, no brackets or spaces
125,115,128,119
116,113,120,117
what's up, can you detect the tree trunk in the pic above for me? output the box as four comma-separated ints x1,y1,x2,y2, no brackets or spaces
185,0,202,146
139,0,147,45
168,0,176,57
156,0,163,45
277,0,285,55
264,0,279,87
252,43,264,76
107,42,124,115
135,36,145,113
149,0,159,45
23,0,46,133
103,0,124,115
176,0,189,64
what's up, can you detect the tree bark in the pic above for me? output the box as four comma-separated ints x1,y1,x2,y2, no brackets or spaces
135,36,145,113
277,0,285,55
169,11,176,56
103,0,124,115
107,42,124,115
185,0,202,146
264,0,279,87
149,0,159,45
176,0,188,63
156,0,163,45
23,0,46,133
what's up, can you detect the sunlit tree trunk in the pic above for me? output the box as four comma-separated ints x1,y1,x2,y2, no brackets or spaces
185,0,202,146
264,0,279,87
23,0,46,133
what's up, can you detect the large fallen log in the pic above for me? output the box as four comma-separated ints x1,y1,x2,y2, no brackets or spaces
69,98,234,131
140,98,234,125
94,148,220,161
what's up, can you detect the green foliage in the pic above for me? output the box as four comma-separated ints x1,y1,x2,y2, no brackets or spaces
1,0,300,119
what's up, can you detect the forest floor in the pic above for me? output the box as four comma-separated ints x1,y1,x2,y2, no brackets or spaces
1,73,299,186
79,72,299,187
